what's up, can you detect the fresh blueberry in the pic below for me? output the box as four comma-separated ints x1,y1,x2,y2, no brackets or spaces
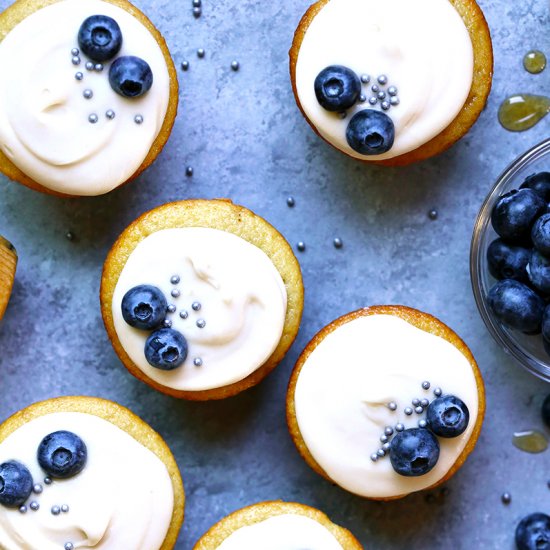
491,189,545,244
528,250,550,295
515,513,550,550
426,395,469,438
487,279,544,333
346,110,395,155
532,214,550,255
121,285,167,330
78,15,122,62
389,428,440,477
487,238,530,282
109,56,153,98
37,431,87,479
520,172,550,202
0,461,33,508
314,65,361,112
145,328,188,370
542,394,550,429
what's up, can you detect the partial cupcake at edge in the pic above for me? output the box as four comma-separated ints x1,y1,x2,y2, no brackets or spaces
0,0,178,197
287,305,485,500
0,235,17,321
193,501,362,550
289,0,493,165
101,199,304,400
0,396,184,549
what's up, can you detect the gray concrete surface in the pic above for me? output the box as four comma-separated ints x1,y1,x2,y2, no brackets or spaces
0,0,549,548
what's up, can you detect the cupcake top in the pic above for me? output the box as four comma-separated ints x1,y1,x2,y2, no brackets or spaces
0,411,174,550
215,514,344,550
112,227,288,392
293,313,479,498
294,0,474,160
0,0,170,195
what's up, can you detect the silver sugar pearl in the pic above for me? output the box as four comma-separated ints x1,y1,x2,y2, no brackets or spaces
377,448,386,457
65,544,74,550
382,442,391,451
51,505,61,515
360,74,370,84
179,310,189,319
287,196,295,207
19,505,27,514
197,48,205,58
415,406,424,414
193,7,202,17
359,94,367,103
418,419,428,428
337,111,347,120
193,0,201,5
171,289,180,298
404,407,413,416
434,387,443,397
333,237,343,249
231,60,240,71
71,56,81,65
134,115,144,124
106,109,116,120
370,453,378,462
501,492,512,504
44,477,52,485
395,423,405,432
181,60,189,71
61,504,69,513
368,97,377,105
185,166,194,177
167,304,176,313
380,434,389,443
377,91,386,100
71,48,79,56
377,74,388,85
381,101,390,111
192,301,201,311
420,398,429,408
388,86,398,96
422,381,431,390
83,89,93,99
94,63,103,72
171,275,180,284
371,84,379,93
412,398,420,406
196,319,206,329
30,501,39,511
33,484,43,494
75,72,84,81
88,113,98,124
390,96,400,106
384,426,394,436
297,241,306,252
429,209,438,220
388,402,397,411
85,61,94,71
163,319,172,328
193,357,203,367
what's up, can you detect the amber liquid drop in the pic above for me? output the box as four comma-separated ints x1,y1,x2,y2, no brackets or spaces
512,430,548,453
523,50,547,74
498,94,550,132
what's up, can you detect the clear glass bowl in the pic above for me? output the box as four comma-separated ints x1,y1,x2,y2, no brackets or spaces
471,138,550,382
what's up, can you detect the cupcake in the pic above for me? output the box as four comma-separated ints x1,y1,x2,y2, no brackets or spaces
287,305,485,500
290,0,493,165
194,501,362,549
0,396,184,549
0,0,178,196
101,200,304,400
0,235,17,320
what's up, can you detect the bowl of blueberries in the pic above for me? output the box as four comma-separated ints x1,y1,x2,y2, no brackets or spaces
471,138,550,382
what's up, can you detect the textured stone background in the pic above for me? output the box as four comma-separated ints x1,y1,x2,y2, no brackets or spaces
0,0,549,548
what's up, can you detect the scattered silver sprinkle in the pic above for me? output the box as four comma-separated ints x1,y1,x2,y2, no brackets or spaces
377,448,386,457
388,86,398,96
382,442,391,452
197,48,205,58
419,419,428,428
381,101,390,111
44,477,52,485
75,72,83,81
370,453,378,462
404,407,413,416
501,492,512,504
30,501,39,511
395,423,405,432
287,196,295,207
231,60,240,71
371,84,379,93
163,319,172,328
94,63,103,72
61,504,69,513
181,60,189,71
434,387,443,397
193,7,201,17
297,241,306,252
180,310,189,319
359,94,367,103
368,96,377,106
384,426,394,436
360,74,370,84
19,505,27,514
428,209,438,221
415,406,424,414
71,48,79,56
388,402,397,411
390,96,400,106
412,398,420,406
185,166,194,177
134,115,144,124
193,0,201,6
65,543,74,550
33,484,43,494
171,275,180,284
88,113,98,124
377,74,388,85
71,56,80,65
420,398,429,408
83,89,93,99
171,289,180,298
333,237,343,249
422,381,431,390
85,61,94,71
167,304,177,313
51,505,61,516
196,319,206,329
377,91,386,100
106,109,116,120
193,357,203,367
380,434,389,444
192,302,201,311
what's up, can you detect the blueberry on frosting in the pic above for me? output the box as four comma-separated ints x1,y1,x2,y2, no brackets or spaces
346,110,395,155
145,328,188,370
122,285,167,330
109,56,153,98
0,461,33,508
389,428,440,477
78,15,123,62
426,395,469,438
37,431,87,479
314,65,361,112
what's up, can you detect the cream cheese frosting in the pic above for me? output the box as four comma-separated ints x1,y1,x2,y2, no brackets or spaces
0,412,174,550
112,228,288,392
294,0,474,160
294,314,479,498
0,0,170,195
216,514,344,550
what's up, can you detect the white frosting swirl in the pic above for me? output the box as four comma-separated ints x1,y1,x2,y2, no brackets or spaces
0,0,170,195
294,314,479,498
294,0,474,160
112,228,288,392
216,514,344,550
0,412,174,550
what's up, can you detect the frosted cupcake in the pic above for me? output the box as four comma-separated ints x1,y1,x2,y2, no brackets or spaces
290,0,493,165
0,0,178,196
101,200,304,400
0,396,184,549
287,305,485,499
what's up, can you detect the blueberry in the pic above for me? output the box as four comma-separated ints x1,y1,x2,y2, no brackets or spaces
532,214,550,255
515,513,550,550
487,238,530,282
542,394,550,429
121,285,167,330
109,56,153,98
520,172,550,202
487,279,544,333
37,431,87,479
528,250,550,295
78,15,122,62
389,428,440,477
0,461,33,508
346,110,395,155
145,328,188,370
426,395,469,438
314,65,361,112
491,188,545,244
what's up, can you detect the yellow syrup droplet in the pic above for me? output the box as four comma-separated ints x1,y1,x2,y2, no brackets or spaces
523,50,547,74
512,430,548,453
498,94,550,132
